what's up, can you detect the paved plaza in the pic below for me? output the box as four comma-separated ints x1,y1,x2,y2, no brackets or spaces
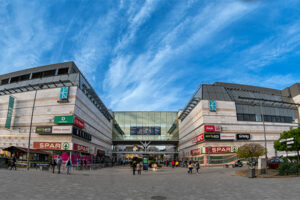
0,167,300,200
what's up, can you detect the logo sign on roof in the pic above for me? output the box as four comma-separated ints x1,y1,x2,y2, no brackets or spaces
60,87,69,100
54,116,74,124
209,100,216,112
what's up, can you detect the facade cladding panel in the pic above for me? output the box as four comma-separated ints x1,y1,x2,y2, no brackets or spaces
0,62,113,162
178,82,300,165
113,111,178,141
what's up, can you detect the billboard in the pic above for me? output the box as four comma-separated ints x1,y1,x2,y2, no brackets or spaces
52,126,73,134
5,96,15,129
130,127,161,135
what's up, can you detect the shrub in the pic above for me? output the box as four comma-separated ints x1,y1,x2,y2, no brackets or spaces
278,161,300,175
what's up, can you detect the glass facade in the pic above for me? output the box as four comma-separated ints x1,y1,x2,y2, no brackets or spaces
113,111,178,141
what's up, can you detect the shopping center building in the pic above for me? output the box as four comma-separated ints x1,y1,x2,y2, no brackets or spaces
178,82,300,165
0,62,113,165
0,61,299,166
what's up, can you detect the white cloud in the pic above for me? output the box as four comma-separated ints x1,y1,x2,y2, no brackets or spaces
103,1,259,110
0,1,61,73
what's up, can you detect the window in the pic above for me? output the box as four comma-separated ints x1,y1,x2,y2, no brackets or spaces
20,74,30,81
256,114,261,122
32,72,43,79
58,68,69,75
1,78,9,85
10,76,20,83
43,70,56,77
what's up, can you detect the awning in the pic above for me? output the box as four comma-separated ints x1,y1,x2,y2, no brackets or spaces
3,146,50,155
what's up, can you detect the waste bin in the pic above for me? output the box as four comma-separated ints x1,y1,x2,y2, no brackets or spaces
248,168,256,178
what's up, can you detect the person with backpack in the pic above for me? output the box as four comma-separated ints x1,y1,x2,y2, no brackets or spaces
66,158,73,175
195,161,200,174
50,157,57,174
188,161,194,174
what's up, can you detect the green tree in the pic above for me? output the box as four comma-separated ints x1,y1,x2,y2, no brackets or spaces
237,143,266,167
274,127,300,161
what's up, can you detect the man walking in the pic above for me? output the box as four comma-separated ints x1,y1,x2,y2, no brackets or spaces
132,160,137,175
195,161,200,174
66,158,73,175
56,156,62,174
50,157,57,173
10,155,17,170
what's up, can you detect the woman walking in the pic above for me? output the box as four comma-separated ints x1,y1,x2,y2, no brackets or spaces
188,161,194,174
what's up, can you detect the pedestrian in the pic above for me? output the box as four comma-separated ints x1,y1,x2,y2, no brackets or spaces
176,161,179,167
84,159,87,169
66,158,73,175
137,162,142,175
172,160,175,168
56,156,62,174
50,157,57,173
80,159,83,170
132,160,137,175
77,158,79,170
188,161,193,174
195,161,200,174
10,155,17,170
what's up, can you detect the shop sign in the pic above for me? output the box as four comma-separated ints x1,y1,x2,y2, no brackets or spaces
33,142,62,150
54,116,74,124
194,134,204,143
220,134,236,140
52,126,73,134
5,96,15,129
215,126,221,132
204,125,215,132
190,148,201,156
209,100,216,111
204,133,220,140
62,142,70,150
36,126,52,134
206,146,232,153
74,117,85,129
236,134,251,140
73,143,89,153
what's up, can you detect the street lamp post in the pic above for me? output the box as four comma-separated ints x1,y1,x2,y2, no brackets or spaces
27,89,38,170
259,101,268,174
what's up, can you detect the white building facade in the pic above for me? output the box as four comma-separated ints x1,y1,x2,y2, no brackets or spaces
0,62,113,163
178,82,300,165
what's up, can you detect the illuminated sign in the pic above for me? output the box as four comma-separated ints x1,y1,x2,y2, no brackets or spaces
204,133,220,140
236,134,251,140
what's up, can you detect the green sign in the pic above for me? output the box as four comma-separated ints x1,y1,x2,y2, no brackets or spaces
60,87,69,100
5,96,15,129
54,116,74,124
63,142,70,150
232,146,237,153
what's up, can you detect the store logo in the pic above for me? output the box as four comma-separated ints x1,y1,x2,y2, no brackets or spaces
209,100,216,112
63,142,70,150
60,87,69,100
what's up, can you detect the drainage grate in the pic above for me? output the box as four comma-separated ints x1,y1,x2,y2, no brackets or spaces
151,196,167,200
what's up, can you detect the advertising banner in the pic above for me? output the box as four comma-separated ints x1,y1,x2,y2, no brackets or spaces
236,134,251,140
190,148,201,156
36,126,52,134
206,146,232,153
209,100,216,111
130,126,161,135
204,125,215,132
54,116,74,124
194,134,204,143
220,134,236,140
73,143,89,153
5,96,15,129
33,142,62,150
204,133,220,140
74,117,85,129
52,126,73,134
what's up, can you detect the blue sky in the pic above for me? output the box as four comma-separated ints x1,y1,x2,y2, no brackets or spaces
0,0,300,111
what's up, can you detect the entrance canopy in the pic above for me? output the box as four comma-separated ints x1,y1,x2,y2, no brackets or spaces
3,146,50,155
